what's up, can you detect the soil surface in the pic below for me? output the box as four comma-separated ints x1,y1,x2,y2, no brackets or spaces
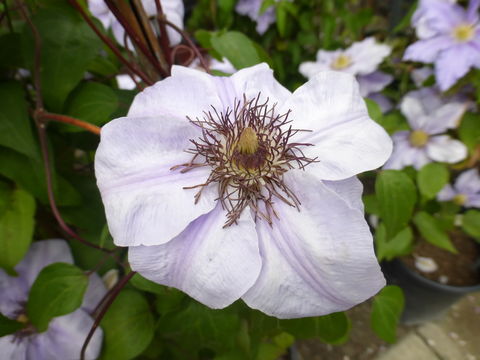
402,232,480,286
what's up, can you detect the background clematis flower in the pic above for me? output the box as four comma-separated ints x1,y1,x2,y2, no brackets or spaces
404,0,480,91
0,239,106,360
235,0,278,34
95,63,392,319
437,168,480,207
383,87,468,170
299,37,393,111
88,0,184,46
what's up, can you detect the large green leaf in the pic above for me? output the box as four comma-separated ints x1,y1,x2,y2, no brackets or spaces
461,210,480,242
371,285,404,343
100,289,154,360
0,188,35,274
211,31,270,69
413,212,457,253
376,170,417,238
22,4,102,111
458,112,480,152
417,163,449,199
0,81,38,159
0,313,24,336
63,82,118,131
27,262,88,332
375,224,414,261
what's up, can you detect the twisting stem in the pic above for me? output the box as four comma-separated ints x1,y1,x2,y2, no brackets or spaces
80,271,136,360
154,0,172,67
159,18,210,73
67,0,153,85
38,111,101,135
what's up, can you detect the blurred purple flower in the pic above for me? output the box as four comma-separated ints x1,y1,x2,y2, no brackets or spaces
0,240,106,360
438,169,480,207
384,87,468,170
88,0,184,46
299,38,393,110
236,0,277,34
404,0,480,91
95,64,392,318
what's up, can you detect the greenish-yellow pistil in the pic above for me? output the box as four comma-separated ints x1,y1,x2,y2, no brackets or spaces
236,127,259,154
16,314,28,324
453,24,475,42
453,193,467,206
331,54,352,70
409,130,429,147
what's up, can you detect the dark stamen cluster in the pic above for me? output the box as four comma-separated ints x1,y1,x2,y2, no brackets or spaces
173,93,317,227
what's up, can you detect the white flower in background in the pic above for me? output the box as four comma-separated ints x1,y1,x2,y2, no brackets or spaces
299,37,393,111
95,63,392,318
236,0,277,34
88,0,184,46
384,87,468,170
411,67,434,87
0,240,106,360
438,169,480,207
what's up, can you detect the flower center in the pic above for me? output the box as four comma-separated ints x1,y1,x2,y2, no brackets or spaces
452,24,475,42
16,314,28,323
174,94,316,227
331,54,352,70
409,130,429,147
453,193,467,206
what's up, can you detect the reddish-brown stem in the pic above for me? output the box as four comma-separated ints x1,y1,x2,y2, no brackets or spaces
104,0,168,78
154,0,172,67
39,111,101,135
80,271,136,360
67,0,153,85
159,18,210,73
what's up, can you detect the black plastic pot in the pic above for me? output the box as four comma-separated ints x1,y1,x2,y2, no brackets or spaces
381,259,480,325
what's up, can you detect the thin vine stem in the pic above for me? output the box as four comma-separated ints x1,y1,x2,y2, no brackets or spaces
80,271,136,360
38,111,101,135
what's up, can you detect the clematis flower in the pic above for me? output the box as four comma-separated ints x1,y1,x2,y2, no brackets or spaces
88,0,184,46
0,240,106,360
299,37,393,111
384,87,468,170
437,168,480,207
235,0,278,34
404,0,480,91
95,63,392,318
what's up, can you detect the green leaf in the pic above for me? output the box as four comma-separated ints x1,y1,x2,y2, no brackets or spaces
376,170,417,238
255,332,293,360
365,98,382,122
371,285,404,343
27,262,88,332
211,31,269,69
417,163,449,199
363,194,379,215
131,273,165,294
100,289,154,360
458,112,480,152
0,33,24,69
281,312,350,344
461,210,480,242
0,81,38,159
22,5,102,111
0,188,35,274
375,110,409,135
0,313,24,336
375,224,414,261
413,212,457,253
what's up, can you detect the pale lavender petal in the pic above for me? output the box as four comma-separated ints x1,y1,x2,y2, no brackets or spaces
435,45,480,91
28,310,102,360
437,184,457,201
235,0,276,34
95,116,217,246
423,102,468,134
0,336,27,360
383,132,429,170
298,61,331,79
81,273,107,314
426,135,468,163
368,93,393,113
411,67,434,86
403,36,454,63
465,194,480,207
323,176,365,212
210,57,236,74
242,170,385,319
346,37,392,75
88,0,113,29
454,168,480,194
0,270,27,318
15,240,73,288
127,65,223,118
467,0,480,23
400,91,428,129
281,71,392,180
128,204,261,309
357,71,393,97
